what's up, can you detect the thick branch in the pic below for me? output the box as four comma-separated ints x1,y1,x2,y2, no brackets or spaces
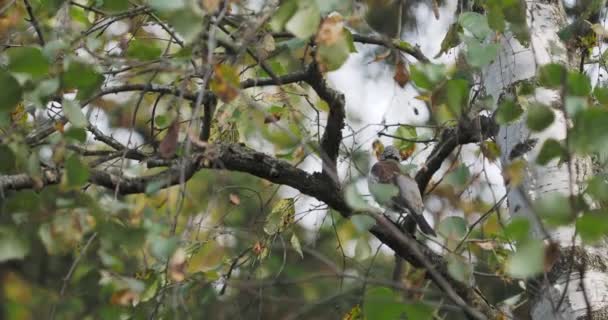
305,64,345,181
415,116,498,194
240,70,310,89
200,95,218,142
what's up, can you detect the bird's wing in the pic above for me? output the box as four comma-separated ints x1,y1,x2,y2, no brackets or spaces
394,175,424,216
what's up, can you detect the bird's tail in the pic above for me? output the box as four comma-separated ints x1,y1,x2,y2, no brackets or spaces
412,214,436,237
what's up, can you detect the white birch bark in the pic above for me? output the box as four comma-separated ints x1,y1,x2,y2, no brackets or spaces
483,1,608,319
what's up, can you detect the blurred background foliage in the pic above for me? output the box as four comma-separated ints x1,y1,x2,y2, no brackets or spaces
1,0,608,319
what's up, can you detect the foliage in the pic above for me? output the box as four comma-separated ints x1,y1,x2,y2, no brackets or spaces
1,0,608,319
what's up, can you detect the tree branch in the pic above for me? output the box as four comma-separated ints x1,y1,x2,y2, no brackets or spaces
351,34,430,63
23,0,45,46
240,69,310,89
200,94,217,142
305,63,345,182
415,116,498,194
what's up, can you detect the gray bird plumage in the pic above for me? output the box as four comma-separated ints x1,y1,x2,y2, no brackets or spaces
369,146,436,236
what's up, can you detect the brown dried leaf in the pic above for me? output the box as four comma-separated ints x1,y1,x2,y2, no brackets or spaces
210,64,240,103
372,140,384,160
393,59,410,87
316,12,344,46
159,120,180,159
264,113,281,124
474,240,496,250
253,241,265,255
168,248,187,282
111,289,139,306
54,121,65,133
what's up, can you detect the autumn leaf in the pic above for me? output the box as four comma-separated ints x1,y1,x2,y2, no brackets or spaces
159,120,180,159
210,64,240,103
168,248,187,282
372,140,384,160
393,59,410,88
111,289,139,306
316,12,344,46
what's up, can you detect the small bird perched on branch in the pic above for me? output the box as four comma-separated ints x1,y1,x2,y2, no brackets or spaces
368,145,436,236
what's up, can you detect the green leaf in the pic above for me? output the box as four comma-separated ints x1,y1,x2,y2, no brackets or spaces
344,28,357,53
535,193,572,226
147,0,184,12
404,303,434,320
344,183,372,211
587,176,608,202
62,61,104,100
506,240,544,278
459,12,492,40
410,63,446,91
368,183,399,207
64,127,87,143
447,79,469,116
576,212,608,243
351,214,376,232
316,35,351,71
290,233,304,258
538,63,566,88
285,2,320,39
486,0,505,32
7,47,50,78
0,145,16,173
565,96,587,116
447,254,473,284
364,287,406,320
145,180,166,195
445,165,470,187
496,99,523,124
62,100,87,127
435,23,462,58
464,37,499,68
0,226,30,262
0,69,23,111
504,217,531,243
355,237,371,259
166,9,205,44
97,0,130,12
269,0,298,32
594,86,608,106
4,190,40,213
526,104,554,131
149,235,179,262
392,125,417,152
264,198,295,235
126,39,162,61
65,154,90,187
571,108,608,154
567,71,592,96
536,139,565,165
438,216,468,240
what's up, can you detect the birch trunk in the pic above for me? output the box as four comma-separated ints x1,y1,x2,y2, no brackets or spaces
483,1,608,319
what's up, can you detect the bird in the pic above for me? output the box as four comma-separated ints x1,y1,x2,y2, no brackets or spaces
368,145,436,236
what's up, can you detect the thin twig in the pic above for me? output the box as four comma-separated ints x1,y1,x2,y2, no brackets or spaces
23,0,45,46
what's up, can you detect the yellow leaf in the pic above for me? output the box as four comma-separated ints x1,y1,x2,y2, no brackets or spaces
343,304,362,320
210,64,240,103
503,159,527,187
264,198,295,235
